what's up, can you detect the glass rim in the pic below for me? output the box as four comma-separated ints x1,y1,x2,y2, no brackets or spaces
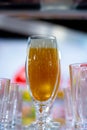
10,82,19,85
69,62,87,67
0,78,10,81
28,34,56,40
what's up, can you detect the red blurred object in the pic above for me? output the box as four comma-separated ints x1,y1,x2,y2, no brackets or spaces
13,66,26,86
80,63,87,67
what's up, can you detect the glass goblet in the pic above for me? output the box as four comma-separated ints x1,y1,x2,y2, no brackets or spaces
25,35,61,130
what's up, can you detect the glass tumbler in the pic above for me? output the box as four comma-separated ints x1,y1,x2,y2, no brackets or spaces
69,63,87,129
0,78,10,129
64,87,73,126
8,83,22,128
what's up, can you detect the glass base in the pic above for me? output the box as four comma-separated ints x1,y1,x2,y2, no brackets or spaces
23,121,61,130
78,122,87,130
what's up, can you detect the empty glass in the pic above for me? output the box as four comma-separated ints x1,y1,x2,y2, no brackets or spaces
0,80,22,129
64,87,73,126
76,63,87,129
8,83,22,128
0,78,10,129
69,63,87,129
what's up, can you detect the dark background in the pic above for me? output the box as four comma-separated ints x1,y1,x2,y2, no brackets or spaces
0,19,87,39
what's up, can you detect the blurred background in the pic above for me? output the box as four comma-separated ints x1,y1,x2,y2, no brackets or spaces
0,0,87,86
0,0,87,126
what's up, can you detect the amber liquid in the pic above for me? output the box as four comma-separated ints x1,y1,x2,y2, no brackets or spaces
28,47,60,101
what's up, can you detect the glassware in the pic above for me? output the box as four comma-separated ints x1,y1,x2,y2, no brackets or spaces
0,80,22,129
25,35,61,130
69,63,87,129
0,78,10,129
64,87,73,127
9,83,22,128
74,63,87,129
69,63,82,129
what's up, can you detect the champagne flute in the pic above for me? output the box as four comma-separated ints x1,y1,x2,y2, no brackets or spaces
25,35,61,130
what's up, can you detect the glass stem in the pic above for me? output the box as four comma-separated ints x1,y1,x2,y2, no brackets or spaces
35,104,50,129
